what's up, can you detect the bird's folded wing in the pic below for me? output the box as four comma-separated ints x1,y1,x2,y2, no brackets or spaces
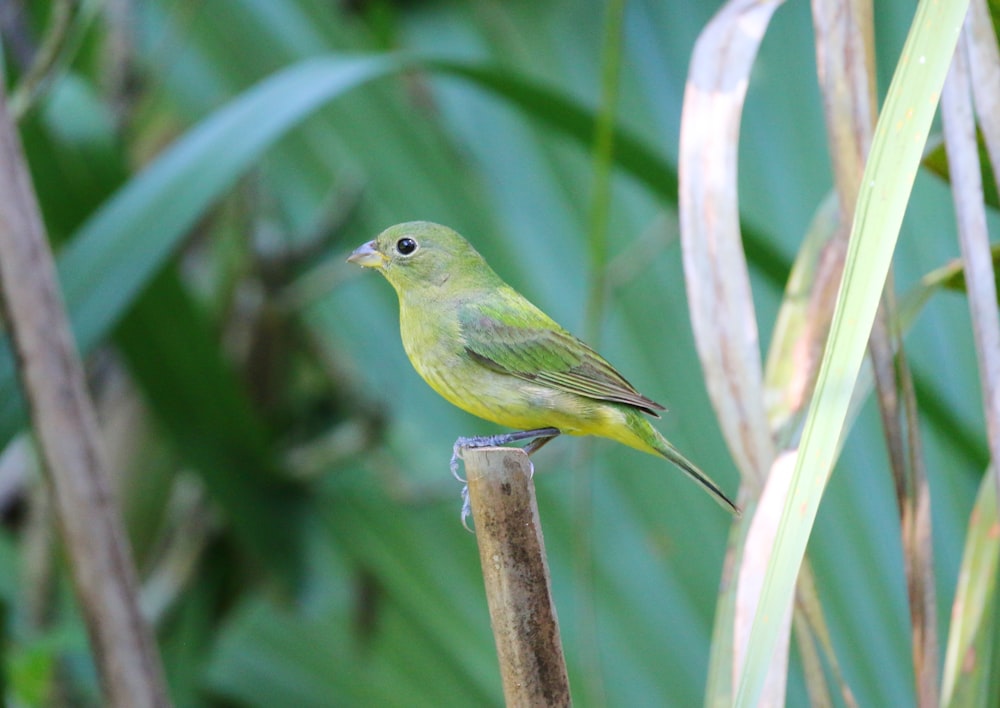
458,290,664,416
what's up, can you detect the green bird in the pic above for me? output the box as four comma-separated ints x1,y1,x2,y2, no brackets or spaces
347,221,739,517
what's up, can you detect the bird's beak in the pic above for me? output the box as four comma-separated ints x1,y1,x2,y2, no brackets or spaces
347,240,386,269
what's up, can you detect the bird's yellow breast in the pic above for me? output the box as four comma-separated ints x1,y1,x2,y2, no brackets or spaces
397,296,625,436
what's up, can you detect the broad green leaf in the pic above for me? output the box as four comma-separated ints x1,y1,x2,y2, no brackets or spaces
424,59,792,287
0,55,405,446
0,54,792,452
924,137,1000,211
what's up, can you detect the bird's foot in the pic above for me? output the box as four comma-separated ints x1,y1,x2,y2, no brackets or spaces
450,443,468,483
451,428,559,479
451,428,560,529
460,484,473,533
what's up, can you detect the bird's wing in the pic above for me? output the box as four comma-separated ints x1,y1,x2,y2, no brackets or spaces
458,287,665,416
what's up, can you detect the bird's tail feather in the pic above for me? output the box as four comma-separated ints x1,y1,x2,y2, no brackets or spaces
625,412,741,516
654,434,741,516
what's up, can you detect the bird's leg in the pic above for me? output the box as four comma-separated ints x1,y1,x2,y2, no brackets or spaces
522,433,558,458
452,427,561,531
450,427,561,481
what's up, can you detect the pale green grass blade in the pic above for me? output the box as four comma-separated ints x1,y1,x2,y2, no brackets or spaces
55,55,398,354
735,1,969,704
763,193,842,444
941,468,999,707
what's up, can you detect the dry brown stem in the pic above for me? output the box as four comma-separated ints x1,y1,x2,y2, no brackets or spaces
0,90,169,707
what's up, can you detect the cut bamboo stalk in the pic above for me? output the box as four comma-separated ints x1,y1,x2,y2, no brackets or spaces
462,447,571,707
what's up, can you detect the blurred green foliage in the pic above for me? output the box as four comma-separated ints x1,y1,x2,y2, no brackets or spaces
0,0,996,705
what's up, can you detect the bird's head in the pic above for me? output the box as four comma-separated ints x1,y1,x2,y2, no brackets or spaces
347,221,497,296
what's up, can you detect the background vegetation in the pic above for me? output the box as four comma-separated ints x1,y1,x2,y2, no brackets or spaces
0,0,997,705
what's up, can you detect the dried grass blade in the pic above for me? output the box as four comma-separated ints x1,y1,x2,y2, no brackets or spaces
678,0,783,490
941,16,1000,507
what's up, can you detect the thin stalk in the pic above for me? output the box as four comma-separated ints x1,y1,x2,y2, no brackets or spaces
0,88,169,705
869,285,938,707
8,0,75,118
584,0,627,342
941,21,1000,505
578,4,627,703
9,0,101,120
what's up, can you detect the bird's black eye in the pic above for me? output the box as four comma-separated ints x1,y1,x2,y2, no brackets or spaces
396,237,418,256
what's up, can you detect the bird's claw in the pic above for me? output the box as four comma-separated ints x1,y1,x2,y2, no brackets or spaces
460,484,473,532
450,443,466,483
